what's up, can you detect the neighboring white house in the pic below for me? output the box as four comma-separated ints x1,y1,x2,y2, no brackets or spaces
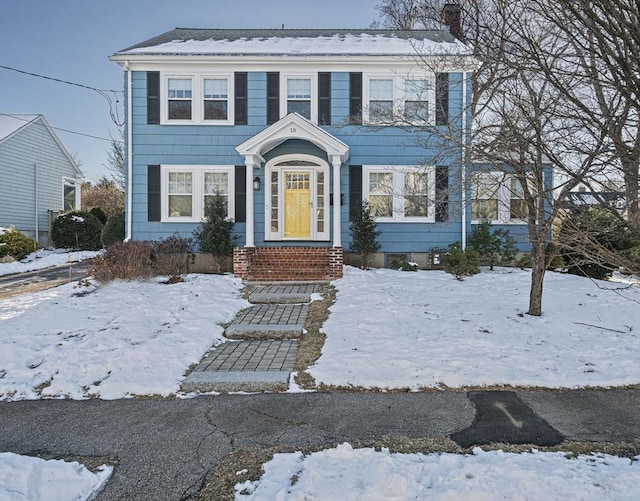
0,114,83,243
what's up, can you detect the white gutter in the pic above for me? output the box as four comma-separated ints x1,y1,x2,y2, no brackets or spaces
461,71,468,250
125,61,133,241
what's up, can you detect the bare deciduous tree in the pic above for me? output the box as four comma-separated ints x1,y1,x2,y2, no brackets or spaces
374,0,639,315
82,176,124,217
104,128,125,189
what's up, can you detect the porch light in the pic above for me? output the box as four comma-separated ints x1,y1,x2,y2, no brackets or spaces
253,176,261,190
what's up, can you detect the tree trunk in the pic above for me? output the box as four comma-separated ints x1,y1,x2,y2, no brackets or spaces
528,236,547,317
623,159,640,236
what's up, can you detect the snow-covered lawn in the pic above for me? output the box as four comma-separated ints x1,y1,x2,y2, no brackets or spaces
1,263,639,498
0,274,248,400
0,249,101,276
309,267,640,389
0,453,111,501
236,443,640,501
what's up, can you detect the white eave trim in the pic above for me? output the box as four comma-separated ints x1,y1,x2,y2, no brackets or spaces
235,112,350,164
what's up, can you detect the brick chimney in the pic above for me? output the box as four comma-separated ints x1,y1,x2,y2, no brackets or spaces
441,3,462,41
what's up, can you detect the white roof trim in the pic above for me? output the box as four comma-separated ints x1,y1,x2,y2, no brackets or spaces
0,114,83,178
236,113,350,164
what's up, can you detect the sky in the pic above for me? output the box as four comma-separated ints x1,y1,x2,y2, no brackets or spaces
0,0,380,183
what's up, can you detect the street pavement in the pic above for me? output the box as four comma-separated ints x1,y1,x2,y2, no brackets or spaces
0,259,95,299
1,389,638,500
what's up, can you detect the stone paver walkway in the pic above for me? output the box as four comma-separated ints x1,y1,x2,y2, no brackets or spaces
225,304,308,339
180,282,327,393
194,340,297,372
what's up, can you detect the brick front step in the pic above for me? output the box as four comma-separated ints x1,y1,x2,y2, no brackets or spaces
234,246,343,281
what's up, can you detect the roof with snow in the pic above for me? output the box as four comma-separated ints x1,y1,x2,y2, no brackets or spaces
0,114,40,142
113,28,472,57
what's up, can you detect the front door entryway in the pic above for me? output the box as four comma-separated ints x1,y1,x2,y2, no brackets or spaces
284,171,311,238
264,155,330,242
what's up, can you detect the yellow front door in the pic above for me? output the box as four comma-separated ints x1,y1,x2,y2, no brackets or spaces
284,171,311,238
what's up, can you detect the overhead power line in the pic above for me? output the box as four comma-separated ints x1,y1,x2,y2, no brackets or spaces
0,113,122,143
0,65,125,126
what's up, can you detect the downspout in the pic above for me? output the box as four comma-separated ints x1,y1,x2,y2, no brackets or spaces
125,61,133,241
461,71,468,250
34,162,38,243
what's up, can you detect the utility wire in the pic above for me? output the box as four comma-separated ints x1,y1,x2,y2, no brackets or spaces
0,65,125,126
0,113,122,143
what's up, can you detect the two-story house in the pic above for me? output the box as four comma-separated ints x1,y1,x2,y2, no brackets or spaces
109,13,532,281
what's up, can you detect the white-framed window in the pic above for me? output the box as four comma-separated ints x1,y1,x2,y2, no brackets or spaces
161,73,233,125
161,165,234,222
167,78,192,120
363,166,436,222
403,79,430,123
62,177,79,211
280,74,317,122
364,74,435,125
470,172,529,223
202,78,229,121
368,78,394,123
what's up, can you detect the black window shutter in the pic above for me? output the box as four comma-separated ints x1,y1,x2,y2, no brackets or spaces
148,165,161,221
349,165,363,222
318,72,331,125
147,72,160,124
435,166,449,222
234,72,248,125
267,72,280,125
235,165,246,223
435,73,449,126
349,73,362,125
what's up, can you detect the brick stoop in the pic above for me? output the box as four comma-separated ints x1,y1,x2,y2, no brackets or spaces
234,246,343,281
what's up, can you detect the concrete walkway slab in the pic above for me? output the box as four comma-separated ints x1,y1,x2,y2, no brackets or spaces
181,371,290,393
248,284,324,304
180,340,298,392
225,304,308,339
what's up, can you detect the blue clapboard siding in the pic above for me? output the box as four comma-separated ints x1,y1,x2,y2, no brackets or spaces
0,117,79,242
128,70,533,252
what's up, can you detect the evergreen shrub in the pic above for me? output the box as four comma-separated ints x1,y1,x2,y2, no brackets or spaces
0,227,37,260
468,220,517,270
101,212,125,247
193,193,237,273
349,201,381,269
89,206,108,224
443,243,480,280
51,211,103,250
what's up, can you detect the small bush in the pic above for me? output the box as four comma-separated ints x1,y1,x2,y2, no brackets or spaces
93,241,154,282
0,227,37,260
152,234,194,283
349,201,381,270
468,220,517,270
390,255,418,271
101,212,125,247
193,194,237,273
51,211,103,251
89,207,108,225
443,243,480,280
